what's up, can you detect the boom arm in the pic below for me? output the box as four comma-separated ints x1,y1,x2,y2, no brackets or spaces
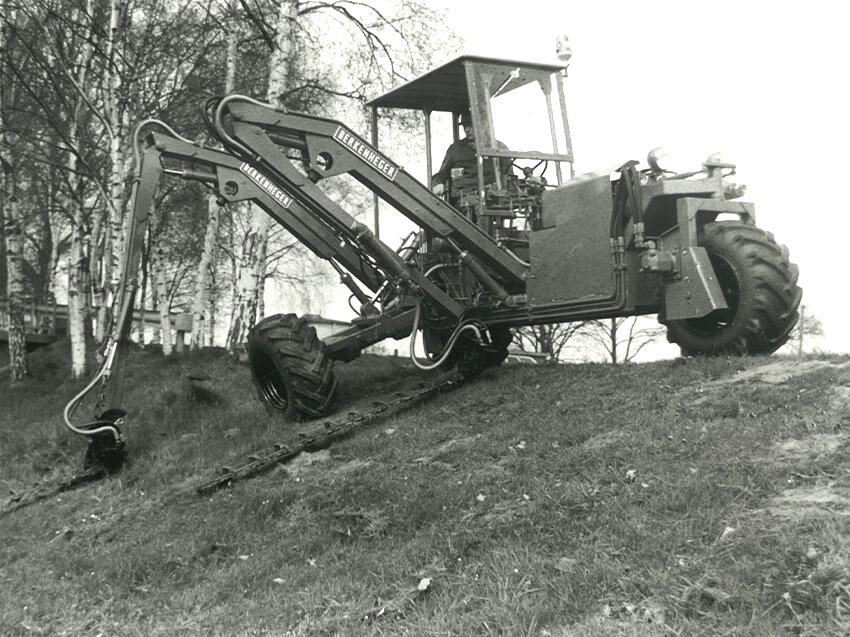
62,118,410,454
212,96,530,292
64,96,536,460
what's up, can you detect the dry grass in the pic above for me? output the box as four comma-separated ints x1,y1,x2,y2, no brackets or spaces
1,343,849,635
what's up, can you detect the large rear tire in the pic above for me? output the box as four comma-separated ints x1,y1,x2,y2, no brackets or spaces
664,221,801,356
247,314,337,420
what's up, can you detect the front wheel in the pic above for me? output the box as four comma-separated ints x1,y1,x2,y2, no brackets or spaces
247,314,337,420
664,221,801,356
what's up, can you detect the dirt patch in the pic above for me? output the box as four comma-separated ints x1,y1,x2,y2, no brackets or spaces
548,600,669,636
774,434,847,462
767,485,850,520
691,360,850,395
413,435,479,464
327,457,373,476
286,449,331,478
580,430,628,453
830,386,850,412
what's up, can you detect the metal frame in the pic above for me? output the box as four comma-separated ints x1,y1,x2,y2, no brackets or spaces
367,56,576,232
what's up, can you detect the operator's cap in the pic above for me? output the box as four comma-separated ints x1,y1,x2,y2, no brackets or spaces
459,110,472,127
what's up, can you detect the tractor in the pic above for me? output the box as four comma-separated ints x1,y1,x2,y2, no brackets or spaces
64,55,801,469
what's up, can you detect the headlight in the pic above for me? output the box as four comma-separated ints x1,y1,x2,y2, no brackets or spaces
555,35,572,63
647,146,672,174
723,183,747,199
703,152,736,171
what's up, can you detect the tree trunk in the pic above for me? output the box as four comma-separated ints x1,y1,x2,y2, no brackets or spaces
191,197,221,349
1,5,28,381
35,182,54,299
46,156,62,303
226,0,296,352
153,245,173,355
68,204,89,377
103,0,127,346
267,0,298,109
610,317,618,364
226,209,270,351
207,266,217,347
0,181,6,298
66,0,97,378
137,223,152,344
2,176,28,381
255,231,268,321
191,6,236,350
89,203,108,342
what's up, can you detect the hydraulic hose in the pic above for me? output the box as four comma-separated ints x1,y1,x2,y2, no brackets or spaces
408,301,483,371
62,341,123,440
212,94,282,162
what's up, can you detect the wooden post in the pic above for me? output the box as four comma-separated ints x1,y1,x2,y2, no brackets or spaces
174,312,193,354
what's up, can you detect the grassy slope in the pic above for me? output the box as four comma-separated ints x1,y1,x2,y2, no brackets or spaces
1,343,849,636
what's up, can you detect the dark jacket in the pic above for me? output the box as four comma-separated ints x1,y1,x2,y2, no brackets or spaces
431,137,512,193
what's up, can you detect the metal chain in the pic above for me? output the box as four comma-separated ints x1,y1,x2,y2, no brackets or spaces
2,373,462,516
196,375,459,494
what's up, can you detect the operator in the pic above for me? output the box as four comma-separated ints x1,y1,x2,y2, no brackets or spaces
431,111,513,209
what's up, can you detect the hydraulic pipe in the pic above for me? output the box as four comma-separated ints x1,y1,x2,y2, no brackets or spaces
371,106,380,238
457,250,509,302
351,221,410,282
543,82,563,186
329,259,372,307
555,72,575,180
446,238,509,302
424,110,433,187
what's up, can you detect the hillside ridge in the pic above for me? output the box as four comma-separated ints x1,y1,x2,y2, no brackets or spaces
1,349,848,635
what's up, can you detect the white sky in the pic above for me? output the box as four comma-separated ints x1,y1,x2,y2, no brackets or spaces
306,0,849,356
436,0,850,354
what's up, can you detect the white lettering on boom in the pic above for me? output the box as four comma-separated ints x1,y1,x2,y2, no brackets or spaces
239,163,293,208
332,126,399,181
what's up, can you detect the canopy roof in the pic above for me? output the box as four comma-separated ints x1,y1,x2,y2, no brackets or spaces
367,55,567,113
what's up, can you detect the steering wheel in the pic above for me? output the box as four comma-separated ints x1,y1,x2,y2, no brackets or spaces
512,159,547,180
514,159,548,185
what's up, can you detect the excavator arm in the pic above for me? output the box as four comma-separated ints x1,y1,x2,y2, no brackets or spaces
65,98,534,470
212,96,529,292
62,119,407,469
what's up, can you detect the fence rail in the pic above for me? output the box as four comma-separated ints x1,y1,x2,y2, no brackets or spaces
0,296,180,347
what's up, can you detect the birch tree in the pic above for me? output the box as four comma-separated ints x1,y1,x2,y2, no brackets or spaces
7,0,117,377
0,3,29,380
1,134,29,382
226,0,297,352
88,0,128,344
190,0,239,350
64,0,99,378
151,242,173,355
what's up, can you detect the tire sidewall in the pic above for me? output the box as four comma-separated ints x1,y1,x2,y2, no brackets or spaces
665,223,760,355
